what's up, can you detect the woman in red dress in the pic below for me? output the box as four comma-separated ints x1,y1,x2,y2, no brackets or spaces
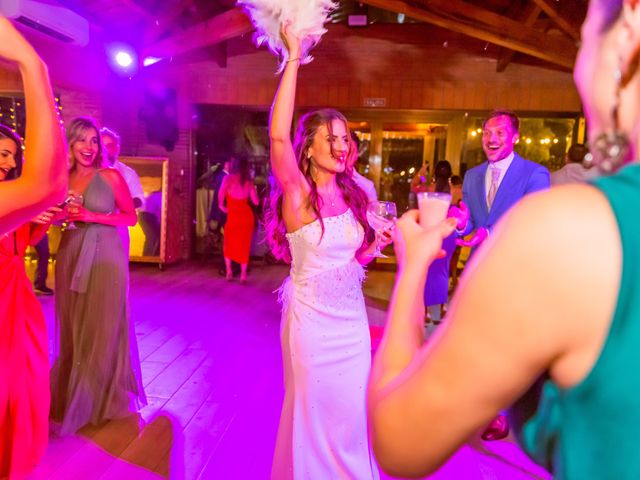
0,125,55,479
218,156,259,282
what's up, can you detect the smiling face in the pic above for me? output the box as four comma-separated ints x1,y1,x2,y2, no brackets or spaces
71,127,100,169
307,119,351,175
0,137,18,181
482,115,519,163
101,133,119,166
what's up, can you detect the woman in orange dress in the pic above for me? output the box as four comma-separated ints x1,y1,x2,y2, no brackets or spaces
218,156,259,282
0,125,56,479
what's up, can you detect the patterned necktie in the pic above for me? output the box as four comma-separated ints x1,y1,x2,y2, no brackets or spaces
487,167,501,209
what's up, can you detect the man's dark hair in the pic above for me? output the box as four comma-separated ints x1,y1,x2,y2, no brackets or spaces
482,109,520,132
567,143,588,164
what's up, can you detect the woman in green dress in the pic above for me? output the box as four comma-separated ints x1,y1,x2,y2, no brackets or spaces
50,117,146,435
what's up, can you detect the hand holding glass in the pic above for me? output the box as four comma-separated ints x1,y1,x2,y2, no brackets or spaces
62,192,84,230
366,201,397,258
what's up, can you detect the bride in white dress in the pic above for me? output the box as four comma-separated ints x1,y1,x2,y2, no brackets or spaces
265,26,389,480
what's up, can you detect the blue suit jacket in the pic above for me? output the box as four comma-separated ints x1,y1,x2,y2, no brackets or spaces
461,153,550,235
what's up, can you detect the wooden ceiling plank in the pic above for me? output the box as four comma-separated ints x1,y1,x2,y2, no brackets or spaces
142,7,253,61
531,0,581,41
496,4,542,72
359,0,575,68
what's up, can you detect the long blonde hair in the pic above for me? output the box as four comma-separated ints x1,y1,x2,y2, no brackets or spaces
66,116,104,171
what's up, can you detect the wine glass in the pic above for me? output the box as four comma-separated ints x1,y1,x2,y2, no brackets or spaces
366,201,397,258
63,192,84,231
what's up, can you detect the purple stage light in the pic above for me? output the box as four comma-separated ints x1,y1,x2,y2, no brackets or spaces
106,43,138,75
115,51,133,68
143,56,161,67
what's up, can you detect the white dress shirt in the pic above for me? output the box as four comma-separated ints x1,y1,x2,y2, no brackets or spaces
484,152,514,207
114,160,145,208
550,163,598,186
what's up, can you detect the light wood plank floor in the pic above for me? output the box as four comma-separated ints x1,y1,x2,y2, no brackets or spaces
28,260,550,480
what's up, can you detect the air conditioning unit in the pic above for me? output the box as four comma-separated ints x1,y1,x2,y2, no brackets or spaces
0,0,89,46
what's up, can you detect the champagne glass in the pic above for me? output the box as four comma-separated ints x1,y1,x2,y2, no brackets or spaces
366,201,397,258
63,192,84,231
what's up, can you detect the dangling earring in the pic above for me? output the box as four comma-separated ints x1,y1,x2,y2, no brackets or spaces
584,62,632,174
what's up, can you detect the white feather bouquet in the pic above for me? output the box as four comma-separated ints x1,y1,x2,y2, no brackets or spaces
237,0,338,72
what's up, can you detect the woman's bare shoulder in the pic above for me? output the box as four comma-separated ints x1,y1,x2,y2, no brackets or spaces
479,183,621,382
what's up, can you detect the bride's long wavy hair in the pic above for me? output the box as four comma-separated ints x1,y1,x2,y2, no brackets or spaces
265,109,370,263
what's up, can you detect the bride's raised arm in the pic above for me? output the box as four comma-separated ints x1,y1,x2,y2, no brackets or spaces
269,26,305,194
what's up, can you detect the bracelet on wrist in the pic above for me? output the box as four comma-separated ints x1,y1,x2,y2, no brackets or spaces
286,57,301,64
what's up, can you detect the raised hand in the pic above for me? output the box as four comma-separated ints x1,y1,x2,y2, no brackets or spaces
0,17,40,67
455,227,489,248
280,22,302,59
393,210,457,271
448,200,469,230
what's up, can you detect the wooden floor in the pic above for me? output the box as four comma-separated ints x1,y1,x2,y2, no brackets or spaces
28,260,551,480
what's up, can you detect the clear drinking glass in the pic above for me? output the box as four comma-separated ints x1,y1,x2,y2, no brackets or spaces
63,192,84,231
417,192,451,229
366,201,397,258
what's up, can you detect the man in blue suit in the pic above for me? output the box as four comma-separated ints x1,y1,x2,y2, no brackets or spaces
452,110,549,441
455,110,550,249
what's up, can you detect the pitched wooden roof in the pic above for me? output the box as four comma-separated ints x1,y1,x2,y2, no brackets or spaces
58,0,586,72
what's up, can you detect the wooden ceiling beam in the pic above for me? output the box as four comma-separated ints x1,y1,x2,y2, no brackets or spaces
144,0,195,45
359,0,575,68
142,7,253,62
496,3,542,72
531,0,582,41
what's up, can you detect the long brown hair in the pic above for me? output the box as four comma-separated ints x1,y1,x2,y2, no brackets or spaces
230,155,250,185
433,160,452,194
265,108,370,263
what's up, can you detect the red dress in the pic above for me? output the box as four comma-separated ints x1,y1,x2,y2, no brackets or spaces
0,225,49,479
223,195,255,264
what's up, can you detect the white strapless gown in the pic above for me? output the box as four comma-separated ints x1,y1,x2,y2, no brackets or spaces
272,209,379,480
